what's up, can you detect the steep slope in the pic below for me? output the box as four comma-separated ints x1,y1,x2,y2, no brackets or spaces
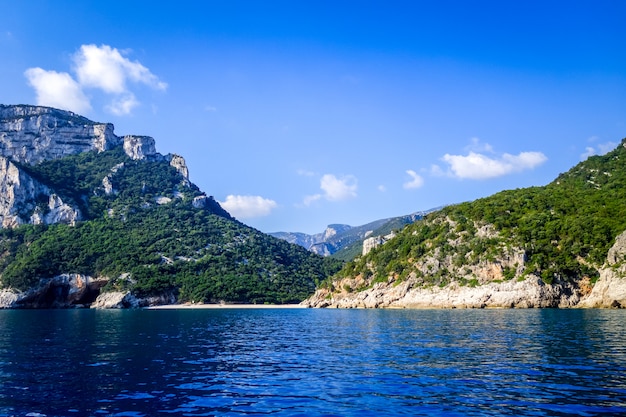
0,105,342,308
304,139,626,308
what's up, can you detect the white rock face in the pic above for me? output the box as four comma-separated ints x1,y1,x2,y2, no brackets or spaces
303,275,581,309
0,105,190,230
304,229,626,309
0,105,120,165
90,290,176,308
579,269,626,308
0,155,80,227
362,231,396,256
168,154,189,180
123,135,157,160
362,236,384,256
0,274,108,308
0,289,20,308
32,194,81,225
192,195,209,208
91,291,139,309
579,230,626,308
155,196,172,205
310,243,332,257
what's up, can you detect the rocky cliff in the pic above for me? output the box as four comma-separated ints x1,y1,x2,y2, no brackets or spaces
0,105,189,229
0,105,119,164
304,139,626,309
0,104,341,309
303,229,626,309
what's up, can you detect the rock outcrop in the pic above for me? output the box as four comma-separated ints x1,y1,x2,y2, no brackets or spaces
302,275,582,309
123,135,157,160
0,155,80,228
90,291,139,309
0,105,120,165
302,229,626,309
578,230,626,308
362,231,396,256
0,105,192,230
168,154,189,181
0,274,107,308
0,274,178,309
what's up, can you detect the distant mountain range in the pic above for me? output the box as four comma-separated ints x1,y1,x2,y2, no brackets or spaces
270,210,440,261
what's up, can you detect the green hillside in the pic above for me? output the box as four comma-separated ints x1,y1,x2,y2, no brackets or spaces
0,148,342,304
325,139,626,293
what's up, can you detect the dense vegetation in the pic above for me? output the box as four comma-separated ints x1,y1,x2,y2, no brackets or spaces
0,149,342,304
330,139,626,290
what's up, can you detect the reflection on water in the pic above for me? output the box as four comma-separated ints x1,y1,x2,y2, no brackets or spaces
0,309,625,416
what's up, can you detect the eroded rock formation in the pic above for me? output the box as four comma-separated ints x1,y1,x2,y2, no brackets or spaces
302,230,626,309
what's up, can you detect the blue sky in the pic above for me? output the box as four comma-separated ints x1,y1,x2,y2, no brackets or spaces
2,1,625,234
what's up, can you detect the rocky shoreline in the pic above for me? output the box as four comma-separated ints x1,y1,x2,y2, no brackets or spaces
302,230,626,310
2,227,625,310
300,270,626,309
2,268,624,309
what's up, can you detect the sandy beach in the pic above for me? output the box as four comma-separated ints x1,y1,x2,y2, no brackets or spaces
145,303,306,310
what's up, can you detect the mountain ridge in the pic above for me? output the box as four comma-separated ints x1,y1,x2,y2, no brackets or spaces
270,211,434,259
304,139,626,308
0,105,342,308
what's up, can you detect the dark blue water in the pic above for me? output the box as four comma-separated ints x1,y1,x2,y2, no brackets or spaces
0,308,625,417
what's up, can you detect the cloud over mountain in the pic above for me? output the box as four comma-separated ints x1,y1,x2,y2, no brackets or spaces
24,44,166,115
219,195,278,219
403,169,424,189
441,150,547,180
24,68,91,114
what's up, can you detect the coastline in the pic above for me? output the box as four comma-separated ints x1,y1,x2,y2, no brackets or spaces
144,303,306,310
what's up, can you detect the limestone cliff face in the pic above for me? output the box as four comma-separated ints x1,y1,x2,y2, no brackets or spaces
0,273,175,309
578,230,626,308
302,228,626,309
302,275,583,309
167,154,190,183
0,105,191,229
122,135,157,160
0,155,80,228
0,105,120,165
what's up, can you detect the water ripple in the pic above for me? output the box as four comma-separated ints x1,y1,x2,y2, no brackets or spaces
0,309,625,416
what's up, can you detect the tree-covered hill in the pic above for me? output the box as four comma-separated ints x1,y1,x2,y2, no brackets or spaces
0,147,342,306
313,139,626,304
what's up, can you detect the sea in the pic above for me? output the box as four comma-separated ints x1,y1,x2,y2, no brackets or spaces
0,308,625,417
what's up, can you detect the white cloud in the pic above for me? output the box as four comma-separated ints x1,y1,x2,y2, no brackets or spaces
442,150,547,180
320,174,358,201
219,195,277,219
377,185,387,192
25,44,166,116
302,194,322,206
403,169,424,189
580,141,618,160
106,94,140,116
24,67,91,113
301,173,358,206
73,44,167,93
